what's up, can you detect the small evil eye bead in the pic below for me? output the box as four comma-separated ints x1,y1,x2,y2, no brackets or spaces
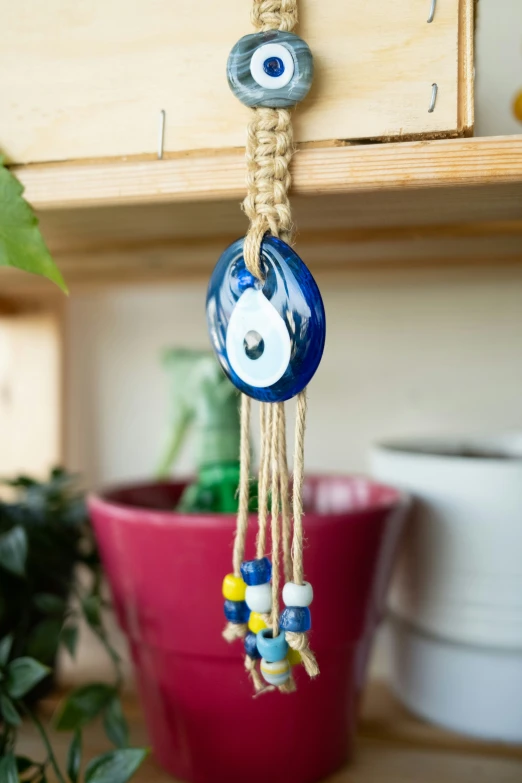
222,573,247,602
227,30,313,108
240,556,272,586
245,583,272,614
260,657,291,686
279,606,311,633
207,236,326,403
256,628,289,662
223,599,250,624
248,611,267,635
282,581,313,608
244,631,261,660
287,647,302,666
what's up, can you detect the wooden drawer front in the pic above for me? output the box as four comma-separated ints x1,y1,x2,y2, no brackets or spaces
2,0,472,164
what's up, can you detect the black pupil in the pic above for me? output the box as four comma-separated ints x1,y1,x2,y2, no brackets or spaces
244,330,264,360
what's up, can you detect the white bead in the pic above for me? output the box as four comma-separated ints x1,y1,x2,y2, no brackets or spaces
249,43,295,90
245,583,272,613
282,581,313,607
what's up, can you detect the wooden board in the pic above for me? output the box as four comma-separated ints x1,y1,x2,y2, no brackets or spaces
15,682,522,782
2,136,521,296
1,0,473,165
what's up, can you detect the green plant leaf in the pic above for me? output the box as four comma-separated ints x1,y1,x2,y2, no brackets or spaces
0,162,67,292
27,618,63,664
0,693,21,725
55,683,115,731
84,748,148,783
103,696,129,748
0,753,18,783
6,656,50,699
34,592,68,615
82,595,102,628
60,624,79,658
0,633,13,666
67,729,82,783
0,525,28,576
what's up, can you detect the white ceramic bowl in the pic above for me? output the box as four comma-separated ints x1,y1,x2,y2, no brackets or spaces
389,614,522,744
371,435,522,649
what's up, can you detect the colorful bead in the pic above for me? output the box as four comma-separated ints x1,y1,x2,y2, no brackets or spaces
287,647,302,666
256,628,288,662
245,583,272,613
227,30,313,108
222,573,247,601
260,657,291,686
244,631,261,659
282,581,313,607
240,557,272,586
248,611,267,634
223,599,250,624
207,236,326,403
280,606,311,632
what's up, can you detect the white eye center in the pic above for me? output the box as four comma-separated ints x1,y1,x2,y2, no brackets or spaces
226,288,291,389
250,43,295,90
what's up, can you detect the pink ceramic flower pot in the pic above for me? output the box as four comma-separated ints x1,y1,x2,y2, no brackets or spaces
88,476,407,783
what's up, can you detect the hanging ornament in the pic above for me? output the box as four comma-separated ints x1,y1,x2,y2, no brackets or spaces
207,0,323,694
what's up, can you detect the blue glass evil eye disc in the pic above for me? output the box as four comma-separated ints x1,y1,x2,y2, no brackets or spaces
206,236,326,403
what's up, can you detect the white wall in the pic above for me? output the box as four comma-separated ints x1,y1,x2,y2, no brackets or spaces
65,265,522,488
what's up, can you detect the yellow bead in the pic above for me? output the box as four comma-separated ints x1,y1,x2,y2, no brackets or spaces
287,647,302,666
222,573,247,601
248,611,267,634
513,90,522,123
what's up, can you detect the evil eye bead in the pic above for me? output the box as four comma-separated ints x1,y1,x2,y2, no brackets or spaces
222,573,247,602
227,30,313,108
240,557,272,586
244,631,261,659
206,236,326,403
248,611,267,635
260,657,291,686
282,581,313,607
223,599,250,624
257,628,289,662
280,606,311,632
245,583,272,614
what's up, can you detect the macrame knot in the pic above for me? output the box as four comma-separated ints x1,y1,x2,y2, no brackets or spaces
285,631,320,678
251,0,298,32
222,621,248,643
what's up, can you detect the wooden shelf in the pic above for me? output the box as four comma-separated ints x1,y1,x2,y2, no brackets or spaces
16,681,522,782
4,136,522,296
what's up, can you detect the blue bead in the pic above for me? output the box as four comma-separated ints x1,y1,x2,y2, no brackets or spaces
256,628,289,662
224,600,250,624
227,31,313,108
244,631,261,659
279,606,311,632
206,236,326,403
240,557,272,586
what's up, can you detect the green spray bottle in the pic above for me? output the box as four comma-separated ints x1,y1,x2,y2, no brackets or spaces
157,348,257,513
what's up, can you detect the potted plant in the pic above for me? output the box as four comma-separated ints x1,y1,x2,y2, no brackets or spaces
0,469,148,782
88,351,409,783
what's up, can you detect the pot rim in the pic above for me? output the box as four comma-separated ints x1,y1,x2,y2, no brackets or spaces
373,433,522,464
87,474,408,529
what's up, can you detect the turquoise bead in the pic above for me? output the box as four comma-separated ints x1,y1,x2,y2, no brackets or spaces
280,606,311,632
227,31,313,108
256,628,289,662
